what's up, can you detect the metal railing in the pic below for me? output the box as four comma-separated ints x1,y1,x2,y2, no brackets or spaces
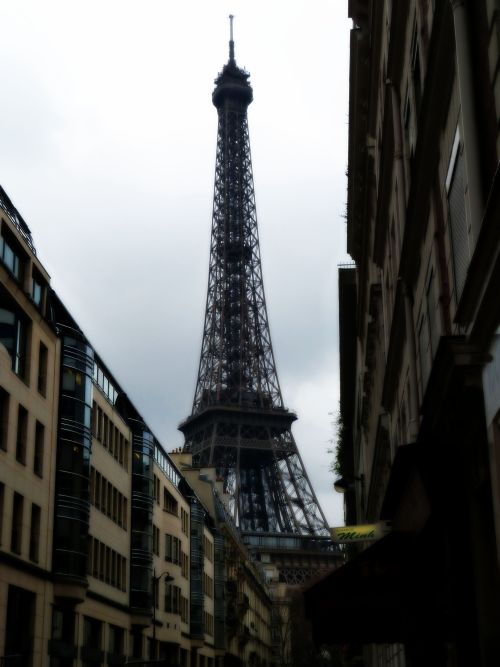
0,186,36,254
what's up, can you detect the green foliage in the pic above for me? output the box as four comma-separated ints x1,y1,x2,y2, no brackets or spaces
328,404,350,479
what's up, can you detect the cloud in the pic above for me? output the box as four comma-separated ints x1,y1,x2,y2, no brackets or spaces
0,0,352,529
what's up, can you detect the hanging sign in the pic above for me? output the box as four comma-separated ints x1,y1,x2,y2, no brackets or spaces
330,522,391,543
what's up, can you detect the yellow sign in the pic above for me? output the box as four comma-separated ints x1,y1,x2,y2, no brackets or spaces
330,522,391,543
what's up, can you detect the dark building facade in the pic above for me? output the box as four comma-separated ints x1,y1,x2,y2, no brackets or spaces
306,1,500,666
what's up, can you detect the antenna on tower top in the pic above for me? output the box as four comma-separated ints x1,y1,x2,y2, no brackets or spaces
229,14,235,63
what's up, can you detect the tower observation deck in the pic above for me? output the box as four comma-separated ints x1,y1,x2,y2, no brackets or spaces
180,18,339,577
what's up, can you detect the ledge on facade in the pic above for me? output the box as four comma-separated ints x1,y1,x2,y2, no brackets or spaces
130,612,153,629
53,579,88,606
189,637,204,648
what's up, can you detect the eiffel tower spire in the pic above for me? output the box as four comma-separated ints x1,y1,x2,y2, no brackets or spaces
180,18,329,539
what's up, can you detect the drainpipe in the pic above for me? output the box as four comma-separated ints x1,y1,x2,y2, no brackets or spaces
450,0,484,246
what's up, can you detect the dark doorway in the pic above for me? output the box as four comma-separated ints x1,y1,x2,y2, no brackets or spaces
5,585,36,667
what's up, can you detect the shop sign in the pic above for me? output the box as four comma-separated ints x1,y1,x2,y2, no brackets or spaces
330,522,391,543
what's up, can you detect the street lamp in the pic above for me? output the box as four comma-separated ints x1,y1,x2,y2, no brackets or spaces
152,570,174,654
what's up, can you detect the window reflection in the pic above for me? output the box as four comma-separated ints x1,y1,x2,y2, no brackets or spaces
31,277,42,306
0,233,22,281
0,307,28,377
93,361,118,405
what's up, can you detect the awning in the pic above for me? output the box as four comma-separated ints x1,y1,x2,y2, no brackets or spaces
304,446,451,644
304,532,421,644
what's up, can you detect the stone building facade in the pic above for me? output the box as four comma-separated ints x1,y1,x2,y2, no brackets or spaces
306,1,500,666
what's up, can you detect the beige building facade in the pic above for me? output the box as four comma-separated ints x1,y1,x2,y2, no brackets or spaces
171,453,273,667
0,185,277,667
0,192,60,665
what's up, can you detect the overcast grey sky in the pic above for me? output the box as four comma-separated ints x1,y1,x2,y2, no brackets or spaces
0,1,351,526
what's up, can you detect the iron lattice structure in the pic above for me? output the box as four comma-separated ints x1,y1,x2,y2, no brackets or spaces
180,33,329,540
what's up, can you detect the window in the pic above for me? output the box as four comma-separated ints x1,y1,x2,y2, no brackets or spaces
34,421,44,477
96,406,103,440
131,630,143,659
91,401,97,436
37,342,48,396
203,572,213,598
181,551,189,579
165,534,181,565
31,270,43,308
52,606,75,643
93,362,119,405
103,414,108,447
164,584,180,614
90,468,127,529
154,475,160,504
181,507,189,535
204,535,213,562
16,404,28,465
180,595,189,624
11,492,24,554
29,503,41,562
154,445,181,487
109,424,115,457
203,611,214,636
108,625,124,656
83,616,102,649
0,387,9,451
0,307,28,378
87,535,127,590
163,488,178,514
0,230,23,281
153,525,160,556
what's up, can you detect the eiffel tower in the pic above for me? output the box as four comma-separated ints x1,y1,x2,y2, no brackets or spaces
180,19,335,569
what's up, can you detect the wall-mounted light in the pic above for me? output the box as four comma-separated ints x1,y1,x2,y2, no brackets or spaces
333,474,364,494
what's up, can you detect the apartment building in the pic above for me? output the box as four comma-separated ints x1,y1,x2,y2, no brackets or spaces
171,453,273,667
0,187,60,665
306,1,500,666
0,184,276,666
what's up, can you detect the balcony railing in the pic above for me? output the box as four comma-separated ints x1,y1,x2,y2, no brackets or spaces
0,186,36,254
